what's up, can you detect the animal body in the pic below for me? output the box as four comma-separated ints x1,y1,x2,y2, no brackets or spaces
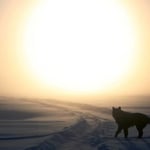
112,107,150,138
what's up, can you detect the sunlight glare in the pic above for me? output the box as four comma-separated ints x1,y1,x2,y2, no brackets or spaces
23,0,137,93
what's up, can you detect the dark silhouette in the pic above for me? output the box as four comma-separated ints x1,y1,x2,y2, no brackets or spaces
112,107,150,138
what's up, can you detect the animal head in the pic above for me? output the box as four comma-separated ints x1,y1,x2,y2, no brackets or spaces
112,107,122,119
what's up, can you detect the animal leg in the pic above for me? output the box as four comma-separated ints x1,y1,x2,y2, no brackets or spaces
115,126,122,138
136,126,143,138
138,129,143,138
123,128,128,138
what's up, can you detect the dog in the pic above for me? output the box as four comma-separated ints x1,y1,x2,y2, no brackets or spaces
112,107,150,138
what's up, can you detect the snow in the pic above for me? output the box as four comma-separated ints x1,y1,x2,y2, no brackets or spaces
0,97,150,150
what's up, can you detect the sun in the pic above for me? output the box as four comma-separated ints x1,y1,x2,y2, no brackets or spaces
23,0,136,93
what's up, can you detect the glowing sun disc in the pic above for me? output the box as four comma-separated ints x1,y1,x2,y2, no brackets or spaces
23,0,136,93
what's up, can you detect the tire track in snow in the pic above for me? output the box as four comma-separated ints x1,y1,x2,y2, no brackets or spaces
24,110,115,150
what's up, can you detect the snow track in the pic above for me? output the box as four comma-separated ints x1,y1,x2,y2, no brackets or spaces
25,109,150,150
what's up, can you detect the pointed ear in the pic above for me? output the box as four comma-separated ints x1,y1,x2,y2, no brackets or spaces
118,106,121,110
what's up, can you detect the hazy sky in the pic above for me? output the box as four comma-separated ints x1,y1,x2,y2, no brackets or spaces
0,0,150,102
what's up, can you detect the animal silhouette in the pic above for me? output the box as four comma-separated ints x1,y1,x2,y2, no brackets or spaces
112,107,150,138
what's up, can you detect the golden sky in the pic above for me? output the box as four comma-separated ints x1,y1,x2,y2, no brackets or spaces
0,0,149,102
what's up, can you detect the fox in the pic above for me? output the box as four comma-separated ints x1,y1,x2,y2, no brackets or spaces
112,107,150,138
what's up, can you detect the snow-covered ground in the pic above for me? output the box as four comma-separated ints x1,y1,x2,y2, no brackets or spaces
0,97,150,150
